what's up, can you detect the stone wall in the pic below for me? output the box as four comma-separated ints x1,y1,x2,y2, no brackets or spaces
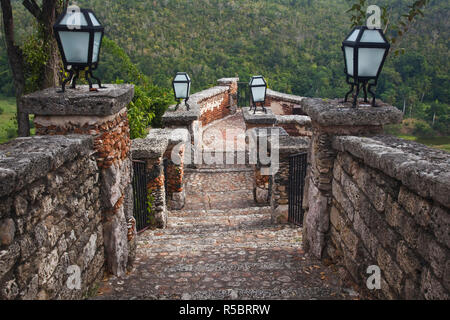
21,85,135,277
163,78,238,130
328,135,450,300
266,89,306,116
131,129,190,228
0,136,104,300
269,135,310,224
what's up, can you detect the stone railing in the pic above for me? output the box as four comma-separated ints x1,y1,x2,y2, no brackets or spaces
329,135,449,300
243,89,312,137
0,135,104,299
131,128,189,228
163,78,238,128
266,89,306,116
0,85,137,300
300,97,449,300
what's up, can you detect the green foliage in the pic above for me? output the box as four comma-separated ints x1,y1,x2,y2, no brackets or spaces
146,193,156,227
413,120,434,138
103,37,173,138
22,32,49,93
0,107,3,115
0,0,448,138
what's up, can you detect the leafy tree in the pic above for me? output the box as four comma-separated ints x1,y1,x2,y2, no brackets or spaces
0,0,68,137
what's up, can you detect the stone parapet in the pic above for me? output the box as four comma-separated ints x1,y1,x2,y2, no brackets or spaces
163,80,237,128
266,89,306,116
275,115,312,137
332,135,450,209
21,84,134,116
329,135,449,300
242,107,277,130
20,85,135,277
302,98,403,259
0,136,104,300
301,98,403,128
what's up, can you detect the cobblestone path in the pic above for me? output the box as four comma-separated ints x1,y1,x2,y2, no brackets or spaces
94,115,355,300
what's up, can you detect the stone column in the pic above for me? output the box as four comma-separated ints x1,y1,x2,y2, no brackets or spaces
21,85,135,277
131,137,169,228
269,135,310,224
301,98,402,258
217,77,239,114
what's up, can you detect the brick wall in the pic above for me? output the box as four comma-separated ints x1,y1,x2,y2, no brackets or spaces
199,91,231,126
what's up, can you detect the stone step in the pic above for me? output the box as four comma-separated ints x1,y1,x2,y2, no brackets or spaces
166,214,271,231
183,190,256,211
94,285,348,301
169,206,272,218
138,227,302,250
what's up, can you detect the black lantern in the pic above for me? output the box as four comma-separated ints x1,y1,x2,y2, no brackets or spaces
342,26,390,107
249,76,267,114
172,72,191,110
53,7,105,92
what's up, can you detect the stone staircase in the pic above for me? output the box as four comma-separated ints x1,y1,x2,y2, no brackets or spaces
94,164,353,300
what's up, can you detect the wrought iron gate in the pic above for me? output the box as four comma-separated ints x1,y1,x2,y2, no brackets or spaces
132,160,150,232
237,82,250,107
288,153,308,226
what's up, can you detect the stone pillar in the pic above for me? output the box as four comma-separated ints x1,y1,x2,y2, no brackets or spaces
131,137,169,228
146,128,190,211
301,98,403,258
217,77,239,114
269,135,310,224
21,84,135,277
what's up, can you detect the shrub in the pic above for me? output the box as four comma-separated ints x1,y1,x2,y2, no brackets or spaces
6,126,17,139
413,121,434,138
0,106,3,115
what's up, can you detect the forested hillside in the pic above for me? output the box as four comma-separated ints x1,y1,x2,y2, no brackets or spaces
0,0,449,137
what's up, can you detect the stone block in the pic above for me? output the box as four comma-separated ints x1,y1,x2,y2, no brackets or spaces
430,205,450,248
426,240,448,279
1,278,19,300
398,187,432,228
21,84,134,116
168,190,186,211
403,277,423,300
0,242,20,280
304,181,329,258
377,247,404,295
255,187,269,204
103,205,129,277
271,205,289,224
0,218,16,246
420,268,449,300
396,240,423,282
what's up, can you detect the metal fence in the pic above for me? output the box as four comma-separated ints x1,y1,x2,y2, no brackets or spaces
132,160,150,232
237,82,250,107
288,153,308,226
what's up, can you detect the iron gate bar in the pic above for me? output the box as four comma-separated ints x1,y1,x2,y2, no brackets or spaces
132,160,151,233
237,82,250,107
288,152,308,226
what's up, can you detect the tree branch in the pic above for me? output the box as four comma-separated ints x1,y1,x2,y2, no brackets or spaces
22,0,41,19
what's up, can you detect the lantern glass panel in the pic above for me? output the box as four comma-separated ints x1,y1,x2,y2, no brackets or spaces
251,77,265,86
174,82,189,99
360,29,385,43
60,12,88,27
92,32,102,63
346,29,360,42
251,86,266,103
358,48,386,77
59,31,90,63
344,46,354,76
88,12,101,26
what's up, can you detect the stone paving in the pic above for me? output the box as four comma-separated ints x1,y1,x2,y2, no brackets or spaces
94,114,356,300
